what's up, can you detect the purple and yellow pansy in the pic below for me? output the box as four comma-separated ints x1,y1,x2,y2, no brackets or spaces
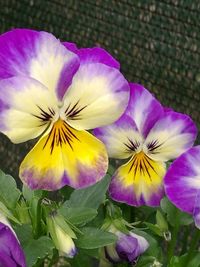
0,29,130,191
94,83,197,207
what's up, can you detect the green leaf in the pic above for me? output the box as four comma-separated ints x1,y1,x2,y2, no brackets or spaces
68,248,99,267
168,253,200,267
23,236,54,267
161,197,193,226
0,170,21,210
59,205,97,225
14,224,33,246
75,227,117,249
156,210,168,231
54,214,77,239
22,185,44,202
136,256,158,267
144,222,163,237
66,175,111,209
68,250,97,267
0,201,21,224
15,225,53,267
84,248,99,259
15,200,30,224
29,197,44,238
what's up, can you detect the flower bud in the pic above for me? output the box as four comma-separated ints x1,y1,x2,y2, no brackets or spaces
151,259,163,267
47,213,77,258
105,229,149,264
0,213,26,267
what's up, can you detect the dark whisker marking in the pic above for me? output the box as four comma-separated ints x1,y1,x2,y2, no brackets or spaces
144,155,158,175
32,105,56,123
139,160,143,174
142,159,152,181
133,159,139,179
125,138,140,153
64,135,74,150
65,100,88,120
43,127,54,150
62,130,73,150
37,106,52,120
68,105,88,119
42,120,80,154
65,103,71,114
147,139,164,153
147,140,158,151
38,122,49,127
50,130,56,154
63,121,80,141
61,128,73,143
65,101,79,116
128,152,158,181
57,130,62,147
128,155,137,173
48,107,55,116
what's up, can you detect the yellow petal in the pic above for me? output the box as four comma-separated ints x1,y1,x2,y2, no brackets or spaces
20,119,108,190
109,152,166,206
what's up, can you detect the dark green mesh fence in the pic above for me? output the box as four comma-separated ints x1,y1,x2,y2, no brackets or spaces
0,0,200,178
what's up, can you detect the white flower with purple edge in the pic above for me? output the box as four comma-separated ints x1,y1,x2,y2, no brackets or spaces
164,146,200,229
0,29,130,191
94,83,197,206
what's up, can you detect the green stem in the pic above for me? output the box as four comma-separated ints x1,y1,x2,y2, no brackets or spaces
184,228,200,265
180,226,189,255
48,249,59,267
167,214,180,263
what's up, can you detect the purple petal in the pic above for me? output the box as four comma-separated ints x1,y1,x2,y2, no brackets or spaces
62,42,78,53
130,232,149,255
0,223,26,267
76,47,120,68
144,111,197,162
116,234,139,262
125,83,164,137
164,107,174,113
116,232,149,263
0,252,17,267
164,146,200,214
193,190,200,229
63,42,120,69
0,29,80,100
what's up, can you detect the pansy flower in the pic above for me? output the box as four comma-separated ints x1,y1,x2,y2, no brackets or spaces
94,83,197,206
0,213,26,267
105,231,149,264
0,29,129,190
164,146,200,228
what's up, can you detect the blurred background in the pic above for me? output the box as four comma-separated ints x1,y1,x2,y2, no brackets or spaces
0,0,200,178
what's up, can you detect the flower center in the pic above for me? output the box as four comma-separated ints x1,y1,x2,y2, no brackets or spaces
34,100,87,127
128,151,157,181
125,137,162,157
43,119,79,154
